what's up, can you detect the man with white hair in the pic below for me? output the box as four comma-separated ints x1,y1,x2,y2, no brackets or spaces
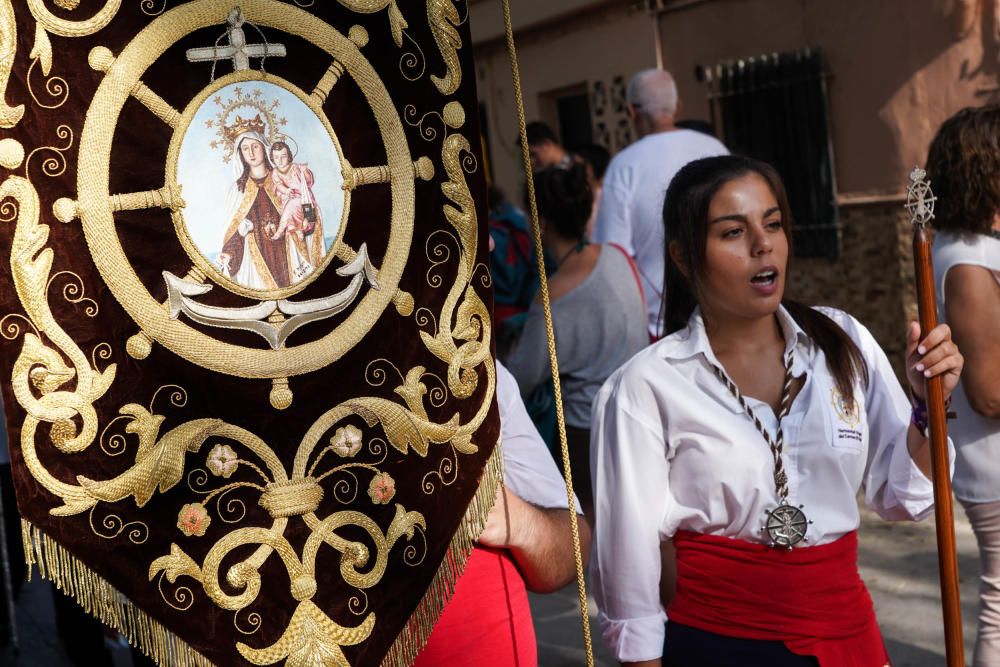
593,68,728,338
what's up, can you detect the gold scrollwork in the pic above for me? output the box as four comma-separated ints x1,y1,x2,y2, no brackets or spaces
420,121,491,403
335,0,408,45
428,0,462,95
24,124,73,180
140,0,169,16
26,0,122,38
26,24,69,110
0,0,25,128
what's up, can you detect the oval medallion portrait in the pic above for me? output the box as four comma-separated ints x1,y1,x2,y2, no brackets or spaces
170,74,349,298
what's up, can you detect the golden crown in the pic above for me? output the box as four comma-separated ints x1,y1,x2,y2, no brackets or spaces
222,114,266,144
207,86,287,163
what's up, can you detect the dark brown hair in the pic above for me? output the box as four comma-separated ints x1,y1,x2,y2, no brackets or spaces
270,140,292,161
926,105,1000,236
661,155,868,406
529,164,593,242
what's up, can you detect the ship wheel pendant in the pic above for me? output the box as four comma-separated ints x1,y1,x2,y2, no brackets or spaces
763,503,811,549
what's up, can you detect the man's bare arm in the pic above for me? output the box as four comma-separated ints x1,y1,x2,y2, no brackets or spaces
477,485,592,594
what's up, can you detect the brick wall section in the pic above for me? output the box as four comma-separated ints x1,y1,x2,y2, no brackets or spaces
786,204,916,383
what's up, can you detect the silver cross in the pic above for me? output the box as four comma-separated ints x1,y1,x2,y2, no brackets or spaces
186,7,287,72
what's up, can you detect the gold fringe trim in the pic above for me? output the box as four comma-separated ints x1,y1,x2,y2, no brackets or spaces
380,438,505,666
19,444,502,667
20,518,216,667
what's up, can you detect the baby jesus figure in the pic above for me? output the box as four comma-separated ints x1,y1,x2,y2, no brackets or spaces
269,141,319,241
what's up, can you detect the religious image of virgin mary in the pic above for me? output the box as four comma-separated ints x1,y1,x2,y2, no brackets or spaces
215,117,326,290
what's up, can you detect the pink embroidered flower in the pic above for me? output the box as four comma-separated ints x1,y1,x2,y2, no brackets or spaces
206,443,239,478
367,472,396,505
330,425,363,458
177,503,211,537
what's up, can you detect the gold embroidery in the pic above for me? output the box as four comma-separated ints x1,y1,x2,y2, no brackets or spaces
0,0,25,128
335,0,407,45
259,478,324,518
420,126,491,401
5,2,500,664
237,601,375,667
0,137,24,169
26,0,121,38
73,3,415,378
26,26,69,111
24,124,72,180
140,0,168,17
428,0,462,95
47,271,99,317
381,443,504,667
88,507,149,544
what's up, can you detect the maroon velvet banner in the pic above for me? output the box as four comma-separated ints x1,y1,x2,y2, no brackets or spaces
0,1,498,665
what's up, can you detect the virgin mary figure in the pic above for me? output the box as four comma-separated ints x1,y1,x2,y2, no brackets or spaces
215,117,325,290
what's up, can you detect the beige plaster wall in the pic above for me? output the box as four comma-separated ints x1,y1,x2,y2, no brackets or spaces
469,0,612,44
659,0,1000,196
472,2,658,199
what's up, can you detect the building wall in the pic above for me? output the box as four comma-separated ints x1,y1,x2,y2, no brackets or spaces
471,1,658,200
659,0,999,196
785,205,915,374
657,0,997,372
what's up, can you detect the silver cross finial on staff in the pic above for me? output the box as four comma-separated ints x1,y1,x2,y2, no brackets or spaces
186,7,287,73
906,165,937,228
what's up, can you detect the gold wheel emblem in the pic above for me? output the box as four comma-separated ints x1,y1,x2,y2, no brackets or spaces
55,0,426,386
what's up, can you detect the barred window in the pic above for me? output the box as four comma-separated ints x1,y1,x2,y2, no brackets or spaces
698,47,840,259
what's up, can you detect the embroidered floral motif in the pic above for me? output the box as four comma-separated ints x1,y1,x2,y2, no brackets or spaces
331,424,363,458
177,503,211,537
206,443,239,478
368,472,396,505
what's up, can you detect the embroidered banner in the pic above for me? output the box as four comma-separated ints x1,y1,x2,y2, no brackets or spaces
0,1,498,665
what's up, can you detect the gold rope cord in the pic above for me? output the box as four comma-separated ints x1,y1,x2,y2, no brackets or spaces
500,1,595,664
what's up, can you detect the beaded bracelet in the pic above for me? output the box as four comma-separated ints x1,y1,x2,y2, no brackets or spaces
911,394,930,433
910,393,955,434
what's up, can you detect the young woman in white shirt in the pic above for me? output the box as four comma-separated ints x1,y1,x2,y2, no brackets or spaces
590,155,963,667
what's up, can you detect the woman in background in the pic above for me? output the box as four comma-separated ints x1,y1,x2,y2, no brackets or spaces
926,105,1000,667
506,165,647,518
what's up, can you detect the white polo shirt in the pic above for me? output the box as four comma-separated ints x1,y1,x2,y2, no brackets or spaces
589,305,952,662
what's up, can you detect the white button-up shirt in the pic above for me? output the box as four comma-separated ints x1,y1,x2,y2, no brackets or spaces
590,306,950,662
497,360,575,511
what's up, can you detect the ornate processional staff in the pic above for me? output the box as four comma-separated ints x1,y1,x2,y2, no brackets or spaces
905,167,964,667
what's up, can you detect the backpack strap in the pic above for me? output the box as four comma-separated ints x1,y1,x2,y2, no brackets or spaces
607,242,646,306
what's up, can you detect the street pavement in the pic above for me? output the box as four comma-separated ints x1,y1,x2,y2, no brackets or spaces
0,506,982,666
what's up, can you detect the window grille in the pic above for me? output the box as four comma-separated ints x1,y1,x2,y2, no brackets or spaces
697,47,839,259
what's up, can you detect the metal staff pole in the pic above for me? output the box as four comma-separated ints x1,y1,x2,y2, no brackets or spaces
905,166,964,666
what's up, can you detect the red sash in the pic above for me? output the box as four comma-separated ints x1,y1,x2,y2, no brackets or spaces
412,546,537,666
668,530,890,667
